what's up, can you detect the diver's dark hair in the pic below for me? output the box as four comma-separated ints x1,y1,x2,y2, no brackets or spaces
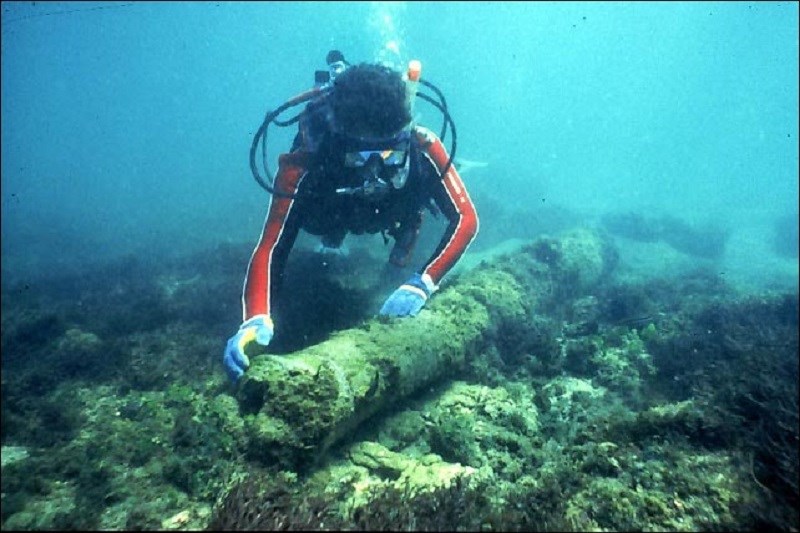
331,63,411,138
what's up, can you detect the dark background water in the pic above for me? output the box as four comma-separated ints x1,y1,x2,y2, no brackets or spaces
2,1,797,289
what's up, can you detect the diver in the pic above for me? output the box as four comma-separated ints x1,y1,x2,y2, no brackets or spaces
223,51,479,382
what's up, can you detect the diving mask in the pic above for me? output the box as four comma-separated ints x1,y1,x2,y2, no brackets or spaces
342,128,411,168
337,130,412,196
337,148,411,197
344,148,408,168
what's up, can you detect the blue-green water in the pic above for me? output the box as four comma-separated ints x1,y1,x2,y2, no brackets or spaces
2,4,799,530
2,1,797,287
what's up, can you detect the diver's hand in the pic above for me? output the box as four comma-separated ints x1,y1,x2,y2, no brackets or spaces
223,315,273,382
379,273,437,317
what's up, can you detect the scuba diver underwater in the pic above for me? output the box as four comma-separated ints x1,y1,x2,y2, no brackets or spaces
223,50,479,382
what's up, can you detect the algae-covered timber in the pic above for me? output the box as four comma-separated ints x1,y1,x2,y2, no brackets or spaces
236,229,615,468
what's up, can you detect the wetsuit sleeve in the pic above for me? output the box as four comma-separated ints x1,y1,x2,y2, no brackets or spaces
416,128,479,287
241,153,308,321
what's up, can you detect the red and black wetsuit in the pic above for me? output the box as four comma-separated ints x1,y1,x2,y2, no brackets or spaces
241,125,479,322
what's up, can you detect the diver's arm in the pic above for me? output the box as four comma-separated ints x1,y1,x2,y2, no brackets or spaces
415,127,479,287
242,153,308,321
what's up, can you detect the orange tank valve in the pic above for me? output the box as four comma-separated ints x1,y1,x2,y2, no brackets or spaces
407,59,422,82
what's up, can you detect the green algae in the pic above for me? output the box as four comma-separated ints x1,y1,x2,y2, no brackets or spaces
237,282,495,467
2,231,797,531
564,447,750,531
0,446,29,468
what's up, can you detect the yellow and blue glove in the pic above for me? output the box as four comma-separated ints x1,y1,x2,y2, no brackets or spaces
223,315,273,382
379,273,437,317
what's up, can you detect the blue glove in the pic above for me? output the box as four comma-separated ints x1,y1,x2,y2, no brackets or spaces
379,273,437,317
223,315,273,382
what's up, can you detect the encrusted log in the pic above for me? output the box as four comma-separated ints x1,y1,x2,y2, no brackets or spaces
236,228,614,468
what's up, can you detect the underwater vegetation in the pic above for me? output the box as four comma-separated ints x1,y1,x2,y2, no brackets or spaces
1,228,798,531
772,212,800,259
601,211,730,260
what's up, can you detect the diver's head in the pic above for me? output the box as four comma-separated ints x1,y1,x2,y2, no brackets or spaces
330,62,412,138
330,63,413,198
